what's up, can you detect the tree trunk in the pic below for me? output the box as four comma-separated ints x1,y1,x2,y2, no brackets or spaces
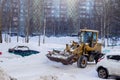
25,0,30,43
43,18,46,44
38,34,41,46
0,1,2,43
0,30,2,43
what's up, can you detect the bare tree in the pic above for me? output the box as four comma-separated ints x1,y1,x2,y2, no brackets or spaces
2,0,9,43
0,0,2,43
32,0,43,45
93,0,111,47
25,0,30,43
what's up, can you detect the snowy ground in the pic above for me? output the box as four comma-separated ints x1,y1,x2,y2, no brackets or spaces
0,36,119,80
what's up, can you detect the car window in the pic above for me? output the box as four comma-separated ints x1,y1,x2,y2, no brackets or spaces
107,55,120,61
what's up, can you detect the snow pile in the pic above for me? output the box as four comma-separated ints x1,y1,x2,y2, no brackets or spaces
36,75,58,80
0,67,16,80
50,51,71,59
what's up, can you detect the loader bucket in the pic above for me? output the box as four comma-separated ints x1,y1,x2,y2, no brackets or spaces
46,51,77,65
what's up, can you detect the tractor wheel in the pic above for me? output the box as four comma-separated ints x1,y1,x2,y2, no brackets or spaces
77,55,87,68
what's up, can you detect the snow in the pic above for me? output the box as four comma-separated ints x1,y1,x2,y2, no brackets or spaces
0,36,119,80
0,67,10,80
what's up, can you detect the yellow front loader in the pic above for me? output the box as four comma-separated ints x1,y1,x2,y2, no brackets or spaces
46,29,104,68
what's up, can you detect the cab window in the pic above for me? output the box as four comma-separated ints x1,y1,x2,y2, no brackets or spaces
93,33,97,42
84,32,92,43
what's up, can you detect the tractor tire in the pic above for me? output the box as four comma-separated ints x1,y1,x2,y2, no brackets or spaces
77,55,87,68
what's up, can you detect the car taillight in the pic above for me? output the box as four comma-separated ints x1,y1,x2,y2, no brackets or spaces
0,52,2,55
97,56,104,62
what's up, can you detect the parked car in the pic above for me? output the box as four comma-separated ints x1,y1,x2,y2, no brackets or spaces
96,53,120,79
8,46,40,57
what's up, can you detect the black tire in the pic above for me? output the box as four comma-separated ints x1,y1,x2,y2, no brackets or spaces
98,68,108,79
77,55,87,68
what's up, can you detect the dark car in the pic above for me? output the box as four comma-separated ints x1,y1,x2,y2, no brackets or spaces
8,46,39,57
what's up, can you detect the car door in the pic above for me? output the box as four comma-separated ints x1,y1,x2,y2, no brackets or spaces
107,55,120,76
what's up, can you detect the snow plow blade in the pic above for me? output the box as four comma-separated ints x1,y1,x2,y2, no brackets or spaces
46,50,76,65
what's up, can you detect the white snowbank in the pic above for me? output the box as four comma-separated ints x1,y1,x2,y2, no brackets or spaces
36,75,58,80
0,67,16,80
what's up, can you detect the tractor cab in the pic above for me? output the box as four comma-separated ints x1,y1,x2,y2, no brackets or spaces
78,29,98,47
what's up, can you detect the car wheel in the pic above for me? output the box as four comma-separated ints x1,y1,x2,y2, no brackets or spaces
77,55,87,68
98,68,108,79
